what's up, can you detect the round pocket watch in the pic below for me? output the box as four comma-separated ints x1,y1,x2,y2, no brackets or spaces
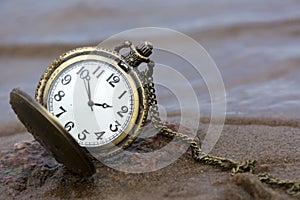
10,41,154,176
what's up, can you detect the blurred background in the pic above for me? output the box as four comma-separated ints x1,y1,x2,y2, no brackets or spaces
1,0,300,139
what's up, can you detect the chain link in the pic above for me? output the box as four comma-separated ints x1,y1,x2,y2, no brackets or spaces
140,60,300,196
257,173,300,196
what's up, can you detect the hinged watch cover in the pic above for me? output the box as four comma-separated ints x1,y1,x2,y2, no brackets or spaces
10,88,95,176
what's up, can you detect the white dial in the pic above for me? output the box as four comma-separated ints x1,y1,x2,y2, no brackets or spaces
47,59,137,147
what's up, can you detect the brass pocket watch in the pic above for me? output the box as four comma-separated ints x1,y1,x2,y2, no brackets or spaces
10,41,154,176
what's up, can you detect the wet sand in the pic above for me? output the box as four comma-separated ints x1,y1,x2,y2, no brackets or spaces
0,132,32,151
0,121,299,199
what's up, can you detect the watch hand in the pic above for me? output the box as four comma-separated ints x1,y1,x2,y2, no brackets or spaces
94,103,112,109
83,78,94,111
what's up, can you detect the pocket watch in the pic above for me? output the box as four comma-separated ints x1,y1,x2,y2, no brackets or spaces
36,41,153,152
10,41,154,176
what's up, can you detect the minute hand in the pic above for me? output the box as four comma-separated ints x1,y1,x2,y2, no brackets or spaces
83,78,94,111
94,103,112,109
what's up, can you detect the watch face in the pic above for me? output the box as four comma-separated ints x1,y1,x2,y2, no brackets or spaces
43,53,140,148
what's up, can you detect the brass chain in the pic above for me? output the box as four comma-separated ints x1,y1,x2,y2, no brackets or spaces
140,60,300,196
114,40,299,196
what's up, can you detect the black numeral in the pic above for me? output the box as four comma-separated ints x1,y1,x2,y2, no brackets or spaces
110,120,121,132
54,91,65,101
117,106,129,118
93,66,104,78
77,66,104,79
77,66,90,80
95,131,105,140
78,129,103,141
55,106,66,118
118,91,127,99
64,121,75,132
78,129,90,141
106,73,120,87
61,74,72,85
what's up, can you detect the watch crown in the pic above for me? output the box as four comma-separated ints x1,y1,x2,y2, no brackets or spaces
117,41,153,68
137,41,153,57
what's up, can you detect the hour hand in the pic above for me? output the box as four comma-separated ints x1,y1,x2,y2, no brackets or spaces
94,103,112,109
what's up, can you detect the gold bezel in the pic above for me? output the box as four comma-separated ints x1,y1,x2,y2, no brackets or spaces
36,47,148,156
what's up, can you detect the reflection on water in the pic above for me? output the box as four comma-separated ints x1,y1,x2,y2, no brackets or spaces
1,0,300,135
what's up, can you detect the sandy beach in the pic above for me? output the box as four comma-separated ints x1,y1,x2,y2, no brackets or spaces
1,0,300,199
0,121,299,199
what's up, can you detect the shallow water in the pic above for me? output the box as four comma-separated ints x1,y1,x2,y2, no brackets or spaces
1,0,300,135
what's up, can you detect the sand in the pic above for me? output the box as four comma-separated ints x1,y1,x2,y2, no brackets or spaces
0,120,299,199
0,132,32,151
